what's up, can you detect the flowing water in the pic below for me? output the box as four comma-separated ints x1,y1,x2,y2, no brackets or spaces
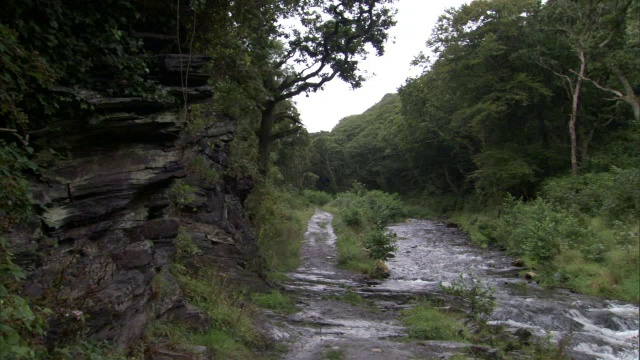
268,211,639,359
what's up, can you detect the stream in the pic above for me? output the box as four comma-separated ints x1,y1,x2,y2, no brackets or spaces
266,210,639,359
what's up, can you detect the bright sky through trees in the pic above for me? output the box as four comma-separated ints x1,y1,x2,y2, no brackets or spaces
294,0,469,133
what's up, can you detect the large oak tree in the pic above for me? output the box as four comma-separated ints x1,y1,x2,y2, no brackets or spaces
257,0,397,172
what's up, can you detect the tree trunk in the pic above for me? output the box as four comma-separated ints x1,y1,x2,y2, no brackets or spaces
569,51,586,177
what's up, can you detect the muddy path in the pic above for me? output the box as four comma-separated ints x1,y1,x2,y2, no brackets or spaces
265,210,639,360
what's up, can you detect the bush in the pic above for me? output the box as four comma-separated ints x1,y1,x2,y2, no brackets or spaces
481,196,597,262
0,140,37,230
363,228,397,261
334,182,404,227
331,183,404,274
246,182,312,271
301,189,333,206
439,273,496,322
542,168,640,223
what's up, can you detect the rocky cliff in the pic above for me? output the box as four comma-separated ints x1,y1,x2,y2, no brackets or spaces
5,53,266,349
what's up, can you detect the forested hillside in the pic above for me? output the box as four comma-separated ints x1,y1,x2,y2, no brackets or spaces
311,0,639,199
305,0,639,302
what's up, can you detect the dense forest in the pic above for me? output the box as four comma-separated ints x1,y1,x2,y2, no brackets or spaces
1,0,638,358
298,0,639,303
263,0,640,305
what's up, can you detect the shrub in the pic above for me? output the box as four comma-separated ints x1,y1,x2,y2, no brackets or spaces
186,156,221,187
334,183,404,227
331,183,405,275
481,196,596,262
341,207,363,227
542,168,640,223
363,228,397,261
0,140,37,230
302,189,333,206
168,180,198,210
175,228,202,259
246,182,312,271
0,238,48,359
439,273,496,322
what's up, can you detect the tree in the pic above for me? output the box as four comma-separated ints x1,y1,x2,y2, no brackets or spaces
400,0,556,197
536,0,638,176
257,0,397,172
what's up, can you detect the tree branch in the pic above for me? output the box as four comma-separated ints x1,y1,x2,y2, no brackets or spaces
273,111,301,124
270,125,303,142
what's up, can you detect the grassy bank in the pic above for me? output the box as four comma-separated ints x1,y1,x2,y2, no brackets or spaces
451,210,639,303
412,170,640,304
247,184,319,272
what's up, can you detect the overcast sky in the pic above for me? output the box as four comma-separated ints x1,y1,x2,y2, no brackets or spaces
294,0,469,133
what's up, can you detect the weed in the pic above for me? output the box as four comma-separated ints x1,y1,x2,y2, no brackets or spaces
331,222,375,275
323,348,346,360
192,329,252,360
168,179,198,210
186,155,221,186
250,290,295,314
402,302,467,341
247,182,314,271
439,273,496,322
162,265,264,357
174,227,202,259
265,271,290,282
342,290,365,306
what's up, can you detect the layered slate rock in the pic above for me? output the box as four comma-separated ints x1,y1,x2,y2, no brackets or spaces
7,52,265,348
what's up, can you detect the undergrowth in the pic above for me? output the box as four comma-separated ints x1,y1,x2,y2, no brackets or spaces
246,181,315,272
414,168,639,304
144,263,267,359
329,182,403,276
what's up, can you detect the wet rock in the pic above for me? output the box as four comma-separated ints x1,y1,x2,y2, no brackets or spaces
149,343,209,360
512,259,525,267
470,345,500,359
140,218,180,241
163,304,211,331
374,259,390,278
111,240,153,269
524,272,537,281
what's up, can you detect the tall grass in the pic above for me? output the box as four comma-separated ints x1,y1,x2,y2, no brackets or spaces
144,264,265,358
246,183,315,271
328,215,376,275
402,302,467,341
449,170,640,303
